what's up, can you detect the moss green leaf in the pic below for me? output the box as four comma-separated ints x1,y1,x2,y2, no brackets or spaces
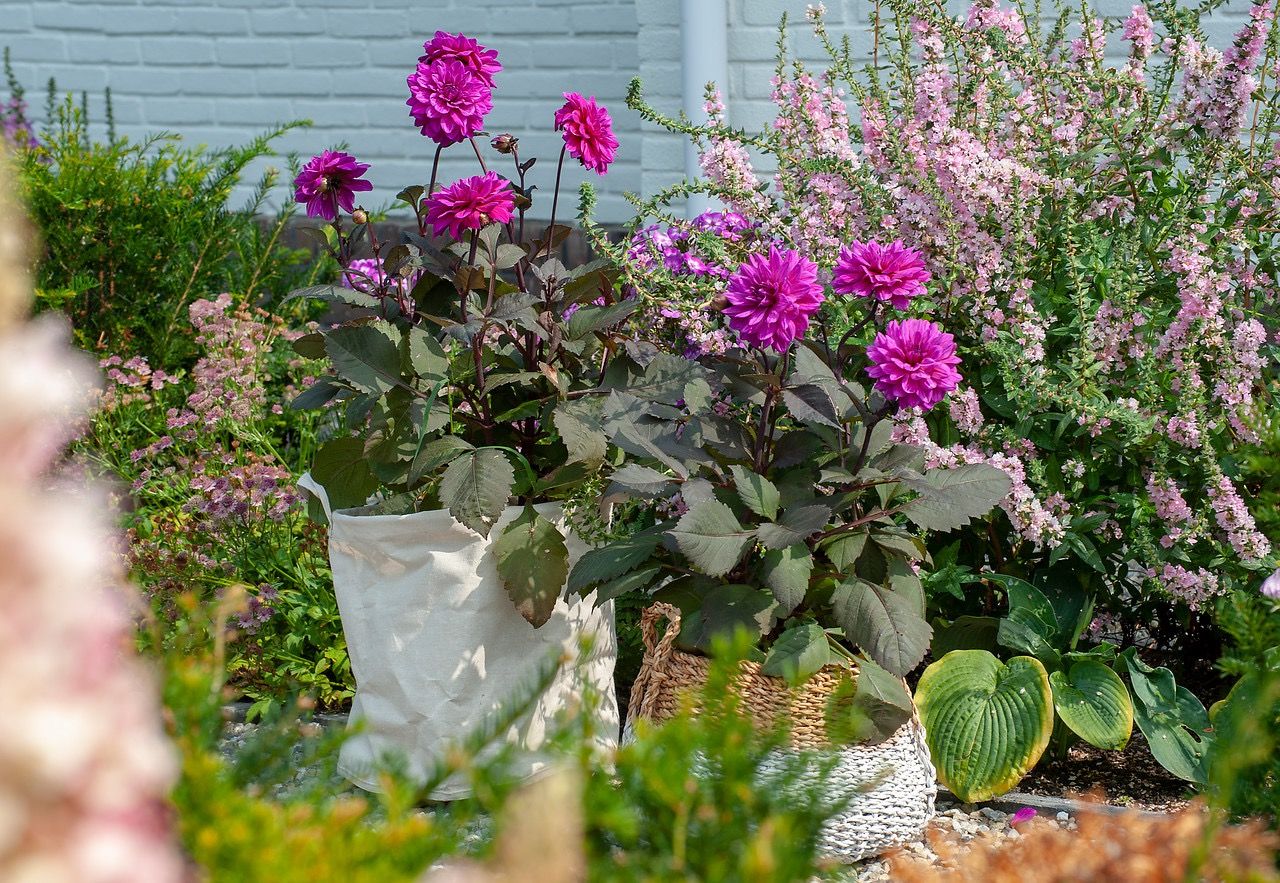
915,650,1054,802
1050,660,1133,751
494,506,569,628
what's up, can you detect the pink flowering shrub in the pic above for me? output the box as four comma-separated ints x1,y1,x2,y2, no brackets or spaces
0,289,181,878
614,0,1280,645
83,295,351,716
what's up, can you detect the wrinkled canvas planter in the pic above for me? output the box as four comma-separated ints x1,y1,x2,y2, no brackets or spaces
299,474,618,799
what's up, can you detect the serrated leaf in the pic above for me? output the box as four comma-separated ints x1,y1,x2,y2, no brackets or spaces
669,500,755,577
902,463,1011,532
781,383,839,428
285,284,380,309
832,577,932,677
760,544,813,615
494,506,569,627
311,437,379,510
822,530,868,571
593,564,662,604
290,377,342,411
408,436,473,486
844,657,914,744
566,529,663,593
553,400,607,467
438,448,515,538
757,504,831,550
566,300,639,340
762,622,831,686
729,464,780,520
680,584,774,651
614,354,708,405
324,325,402,395
407,326,448,379
607,463,674,498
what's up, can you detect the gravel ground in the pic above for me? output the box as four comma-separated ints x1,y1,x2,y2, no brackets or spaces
220,718,1097,880
837,798,1079,881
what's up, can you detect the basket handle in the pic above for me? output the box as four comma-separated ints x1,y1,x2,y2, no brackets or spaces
625,602,681,729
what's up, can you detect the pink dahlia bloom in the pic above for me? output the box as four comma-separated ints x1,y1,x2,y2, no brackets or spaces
407,59,492,147
723,246,824,351
866,318,962,411
554,92,619,175
419,31,502,88
293,150,373,222
424,171,516,239
832,239,931,310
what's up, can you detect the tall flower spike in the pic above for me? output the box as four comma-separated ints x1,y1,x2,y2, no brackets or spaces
722,245,824,352
293,151,373,222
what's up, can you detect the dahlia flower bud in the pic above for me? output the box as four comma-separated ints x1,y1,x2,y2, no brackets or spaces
490,133,518,154
351,209,369,226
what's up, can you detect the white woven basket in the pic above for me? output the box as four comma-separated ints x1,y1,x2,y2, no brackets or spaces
626,603,936,862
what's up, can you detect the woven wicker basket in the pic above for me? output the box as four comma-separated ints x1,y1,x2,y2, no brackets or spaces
625,603,937,862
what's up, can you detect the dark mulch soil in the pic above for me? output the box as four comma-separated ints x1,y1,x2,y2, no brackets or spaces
1015,732,1194,812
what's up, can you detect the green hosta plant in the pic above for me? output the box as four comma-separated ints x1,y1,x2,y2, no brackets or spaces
918,573,1213,800
287,54,630,627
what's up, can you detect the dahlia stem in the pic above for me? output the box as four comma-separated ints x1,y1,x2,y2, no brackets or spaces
469,136,488,173
461,231,479,323
423,144,444,236
543,144,568,262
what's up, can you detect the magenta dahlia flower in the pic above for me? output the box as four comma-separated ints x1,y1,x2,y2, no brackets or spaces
866,318,962,411
722,246,825,351
832,240,931,310
419,31,502,87
554,92,619,175
407,59,492,147
424,171,516,239
293,150,373,222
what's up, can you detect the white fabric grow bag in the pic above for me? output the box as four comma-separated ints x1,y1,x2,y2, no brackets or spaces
299,474,618,799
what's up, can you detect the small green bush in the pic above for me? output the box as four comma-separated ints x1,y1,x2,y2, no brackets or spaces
7,60,321,366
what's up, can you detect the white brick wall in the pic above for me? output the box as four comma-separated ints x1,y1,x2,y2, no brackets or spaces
6,0,643,222
635,0,1255,202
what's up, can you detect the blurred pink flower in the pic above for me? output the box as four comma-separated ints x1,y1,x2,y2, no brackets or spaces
723,246,824,351
833,240,931,310
407,59,492,147
424,171,516,239
419,31,501,88
292,150,373,222
1261,569,1280,599
867,318,962,411
555,92,619,175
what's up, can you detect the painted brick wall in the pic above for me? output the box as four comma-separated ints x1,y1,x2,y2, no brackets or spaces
635,0,1256,201
4,0,643,222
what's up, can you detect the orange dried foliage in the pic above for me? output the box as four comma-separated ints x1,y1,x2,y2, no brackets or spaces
889,798,1279,883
